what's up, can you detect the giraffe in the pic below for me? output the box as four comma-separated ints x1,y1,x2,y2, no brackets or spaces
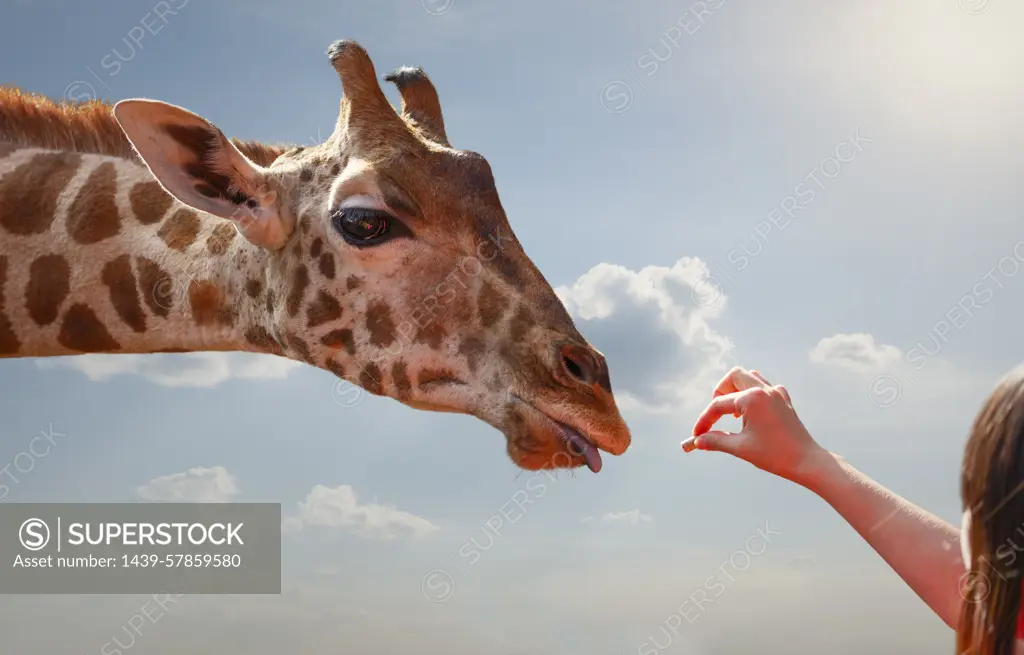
0,40,631,473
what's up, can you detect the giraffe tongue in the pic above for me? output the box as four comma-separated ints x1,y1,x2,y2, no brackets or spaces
558,424,603,473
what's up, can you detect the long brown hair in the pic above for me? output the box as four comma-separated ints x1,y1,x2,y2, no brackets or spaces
0,86,290,166
958,367,1024,655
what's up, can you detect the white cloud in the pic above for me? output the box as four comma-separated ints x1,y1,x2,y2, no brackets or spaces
582,509,653,525
556,257,733,412
283,484,438,540
808,333,901,374
137,466,239,503
35,352,302,388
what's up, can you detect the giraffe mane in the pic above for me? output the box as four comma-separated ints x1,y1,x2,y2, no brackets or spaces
0,86,291,167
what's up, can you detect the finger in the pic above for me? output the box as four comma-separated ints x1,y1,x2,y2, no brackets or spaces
749,370,772,386
694,430,747,455
713,366,770,398
692,388,759,436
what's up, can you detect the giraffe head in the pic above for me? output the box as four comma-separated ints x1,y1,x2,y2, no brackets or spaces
114,40,630,472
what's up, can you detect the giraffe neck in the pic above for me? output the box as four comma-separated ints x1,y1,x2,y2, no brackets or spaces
0,144,272,359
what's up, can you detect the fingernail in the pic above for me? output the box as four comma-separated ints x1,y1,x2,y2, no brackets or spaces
681,438,697,453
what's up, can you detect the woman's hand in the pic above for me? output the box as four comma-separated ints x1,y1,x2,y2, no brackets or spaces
682,367,828,486
682,367,965,629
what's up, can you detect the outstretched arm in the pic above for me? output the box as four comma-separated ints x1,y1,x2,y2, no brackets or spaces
684,367,965,629
800,450,964,629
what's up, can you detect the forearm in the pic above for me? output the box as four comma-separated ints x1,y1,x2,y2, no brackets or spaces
799,450,964,629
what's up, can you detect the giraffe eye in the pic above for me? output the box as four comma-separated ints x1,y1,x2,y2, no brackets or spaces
332,207,390,244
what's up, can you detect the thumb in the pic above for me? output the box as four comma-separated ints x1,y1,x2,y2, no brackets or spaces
693,430,748,455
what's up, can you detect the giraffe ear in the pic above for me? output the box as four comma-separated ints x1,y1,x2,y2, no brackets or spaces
113,99,291,250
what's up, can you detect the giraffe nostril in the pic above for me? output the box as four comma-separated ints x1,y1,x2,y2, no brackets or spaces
563,355,584,381
559,344,599,387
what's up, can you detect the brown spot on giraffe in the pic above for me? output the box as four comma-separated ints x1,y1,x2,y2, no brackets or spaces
157,208,201,252
287,265,310,317
245,279,263,299
321,328,355,355
360,362,383,395
284,332,314,364
418,368,462,388
365,300,396,347
244,326,283,356
299,168,314,182
0,152,81,236
310,237,323,259
508,304,533,343
391,361,412,399
129,181,173,225
346,275,362,291
188,280,220,326
24,254,70,326
58,304,120,352
188,280,236,327
265,290,276,314
477,279,507,328
319,253,336,280
292,240,302,258
416,322,446,350
458,336,486,375
299,214,311,234
66,162,121,244
206,222,237,255
325,358,346,379
135,256,172,317
307,291,342,328
101,254,147,333
0,256,21,354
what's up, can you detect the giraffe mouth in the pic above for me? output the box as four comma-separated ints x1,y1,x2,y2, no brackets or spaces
553,420,603,473
512,396,603,473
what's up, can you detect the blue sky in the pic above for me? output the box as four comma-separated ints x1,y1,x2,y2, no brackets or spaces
1,0,1023,652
